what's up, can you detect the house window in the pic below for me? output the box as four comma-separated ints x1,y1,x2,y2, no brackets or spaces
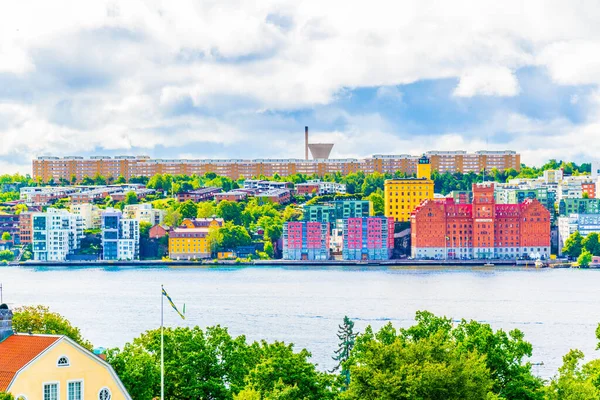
44,383,59,400
68,381,82,400
16,396,27,400
57,356,70,367
99,387,112,400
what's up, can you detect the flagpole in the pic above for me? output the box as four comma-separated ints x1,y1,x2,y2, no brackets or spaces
161,284,164,400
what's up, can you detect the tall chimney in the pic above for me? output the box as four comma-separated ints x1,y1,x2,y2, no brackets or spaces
305,126,309,160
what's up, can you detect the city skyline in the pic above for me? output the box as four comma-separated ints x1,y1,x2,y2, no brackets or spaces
2,1,600,174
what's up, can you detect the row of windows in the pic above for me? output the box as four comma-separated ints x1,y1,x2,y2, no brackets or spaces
39,382,111,400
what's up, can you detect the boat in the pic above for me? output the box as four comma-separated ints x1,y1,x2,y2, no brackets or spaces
483,262,494,267
535,259,545,268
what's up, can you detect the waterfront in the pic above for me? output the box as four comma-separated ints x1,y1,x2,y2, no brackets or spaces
1,265,599,378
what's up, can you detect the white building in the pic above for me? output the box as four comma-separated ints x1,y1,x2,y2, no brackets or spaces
543,169,564,184
70,203,102,230
31,208,84,261
592,161,600,179
558,213,600,255
123,203,165,226
101,209,140,261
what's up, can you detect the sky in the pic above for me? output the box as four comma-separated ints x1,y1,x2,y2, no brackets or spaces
2,0,600,174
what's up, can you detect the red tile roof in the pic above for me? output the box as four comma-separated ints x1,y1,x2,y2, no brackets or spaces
0,335,60,390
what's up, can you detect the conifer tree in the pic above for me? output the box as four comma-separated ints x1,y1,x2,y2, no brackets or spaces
331,316,357,388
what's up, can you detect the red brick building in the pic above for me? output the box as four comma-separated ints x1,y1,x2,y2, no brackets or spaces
411,183,551,260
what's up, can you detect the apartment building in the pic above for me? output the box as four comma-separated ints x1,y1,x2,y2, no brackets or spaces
411,183,551,260
342,217,395,260
559,198,600,216
304,201,371,226
31,208,84,261
168,218,224,259
0,214,20,242
282,221,331,260
33,151,521,182
295,179,347,196
123,203,165,226
19,213,32,244
101,209,140,260
70,203,102,229
384,155,434,222
177,187,222,202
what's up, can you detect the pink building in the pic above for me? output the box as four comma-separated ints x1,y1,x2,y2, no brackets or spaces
283,221,330,260
342,217,395,260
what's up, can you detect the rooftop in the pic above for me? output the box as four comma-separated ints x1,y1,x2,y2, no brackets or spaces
0,334,61,390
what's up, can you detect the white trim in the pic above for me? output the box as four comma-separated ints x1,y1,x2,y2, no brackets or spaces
98,386,112,400
67,379,84,400
15,395,28,400
57,354,70,367
42,380,60,400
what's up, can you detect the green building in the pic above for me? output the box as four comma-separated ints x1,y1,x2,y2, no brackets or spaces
495,187,556,217
304,200,372,227
559,198,600,216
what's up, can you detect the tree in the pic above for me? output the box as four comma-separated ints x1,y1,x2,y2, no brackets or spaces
331,316,357,389
545,350,600,400
263,241,274,258
219,222,252,249
578,249,593,267
1,232,11,241
124,191,139,205
217,201,243,225
0,250,14,262
258,215,283,241
197,202,216,218
164,209,182,228
345,311,543,400
81,175,94,185
0,393,14,400
115,175,127,184
365,191,384,216
108,325,256,400
583,232,600,256
239,341,336,400
12,305,93,350
139,221,152,239
563,232,584,258
178,200,198,219
93,173,107,186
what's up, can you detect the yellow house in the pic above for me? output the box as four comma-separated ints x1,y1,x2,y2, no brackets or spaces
384,155,434,222
169,218,224,260
0,334,131,400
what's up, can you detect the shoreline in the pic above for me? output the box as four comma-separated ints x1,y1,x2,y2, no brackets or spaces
4,259,578,268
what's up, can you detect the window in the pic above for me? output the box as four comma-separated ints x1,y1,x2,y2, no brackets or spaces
99,387,112,400
57,356,70,367
16,396,27,400
68,381,82,400
44,383,59,400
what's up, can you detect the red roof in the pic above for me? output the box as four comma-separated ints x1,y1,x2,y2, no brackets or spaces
0,335,60,390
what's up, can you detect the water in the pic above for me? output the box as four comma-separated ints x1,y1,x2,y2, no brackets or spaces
1,265,600,379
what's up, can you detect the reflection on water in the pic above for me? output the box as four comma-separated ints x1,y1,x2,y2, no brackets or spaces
1,265,599,378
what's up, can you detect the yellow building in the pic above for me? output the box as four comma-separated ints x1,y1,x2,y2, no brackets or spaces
168,217,224,260
0,334,131,400
384,155,434,222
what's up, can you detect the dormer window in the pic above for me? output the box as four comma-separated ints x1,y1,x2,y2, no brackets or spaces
57,356,70,367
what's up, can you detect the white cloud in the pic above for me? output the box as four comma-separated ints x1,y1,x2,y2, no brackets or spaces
2,0,600,172
454,66,520,97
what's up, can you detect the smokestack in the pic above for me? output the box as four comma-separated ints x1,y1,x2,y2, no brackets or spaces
305,126,309,160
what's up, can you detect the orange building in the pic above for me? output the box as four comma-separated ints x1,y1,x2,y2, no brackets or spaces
411,183,550,260
33,151,521,183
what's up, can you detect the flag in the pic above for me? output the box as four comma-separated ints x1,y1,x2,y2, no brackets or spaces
162,287,185,320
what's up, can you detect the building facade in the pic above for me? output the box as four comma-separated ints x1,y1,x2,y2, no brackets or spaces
282,221,331,260
342,217,394,260
31,209,84,261
559,198,600,216
101,210,140,261
177,187,222,202
33,151,521,182
168,218,224,259
0,214,20,243
0,307,131,400
123,203,165,226
384,155,434,222
411,183,551,260
70,203,102,230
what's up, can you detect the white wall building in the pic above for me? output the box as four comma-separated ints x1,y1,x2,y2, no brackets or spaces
31,208,84,261
123,203,165,226
70,203,102,230
102,209,140,261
